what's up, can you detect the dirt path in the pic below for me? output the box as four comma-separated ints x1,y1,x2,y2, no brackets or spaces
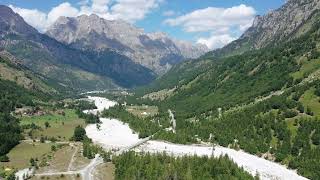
81,155,104,180
34,154,103,180
67,143,79,171
21,139,70,144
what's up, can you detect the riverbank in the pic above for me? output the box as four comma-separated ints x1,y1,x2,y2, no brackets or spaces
85,96,308,180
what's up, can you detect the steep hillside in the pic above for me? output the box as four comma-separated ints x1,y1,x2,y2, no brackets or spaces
128,3,320,179
139,2,320,119
206,0,320,58
0,55,64,159
0,51,64,93
0,5,155,90
46,15,208,74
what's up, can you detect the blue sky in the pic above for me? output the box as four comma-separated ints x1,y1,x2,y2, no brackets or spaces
0,0,285,49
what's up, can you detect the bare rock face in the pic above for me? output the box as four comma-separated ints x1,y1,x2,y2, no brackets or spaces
210,0,320,57
241,0,320,48
0,5,38,37
0,5,156,89
46,15,209,74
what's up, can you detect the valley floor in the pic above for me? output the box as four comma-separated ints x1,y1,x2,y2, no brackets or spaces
85,96,308,180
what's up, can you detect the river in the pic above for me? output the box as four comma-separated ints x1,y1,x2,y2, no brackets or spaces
85,96,308,180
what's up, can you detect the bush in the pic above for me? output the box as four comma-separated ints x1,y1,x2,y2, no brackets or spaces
0,155,9,162
51,145,57,152
306,107,314,116
73,126,86,141
297,103,304,113
283,109,298,118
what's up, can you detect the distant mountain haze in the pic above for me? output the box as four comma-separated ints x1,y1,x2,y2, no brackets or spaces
139,0,320,116
46,14,209,75
0,5,157,90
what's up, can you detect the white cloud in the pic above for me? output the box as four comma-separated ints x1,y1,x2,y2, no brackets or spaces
9,0,163,32
47,2,79,25
164,4,256,49
9,5,49,31
163,10,175,16
77,0,90,6
9,1,254,49
197,34,236,49
89,0,111,14
164,4,255,33
111,0,162,22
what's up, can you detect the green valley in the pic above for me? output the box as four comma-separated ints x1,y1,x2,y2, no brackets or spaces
1,0,320,180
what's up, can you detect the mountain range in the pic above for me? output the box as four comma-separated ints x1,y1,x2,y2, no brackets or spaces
133,1,320,179
140,0,320,113
1,0,320,179
0,5,208,91
46,14,208,75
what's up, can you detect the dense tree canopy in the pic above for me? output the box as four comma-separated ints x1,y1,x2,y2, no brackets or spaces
113,152,254,180
73,125,86,141
0,79,36,157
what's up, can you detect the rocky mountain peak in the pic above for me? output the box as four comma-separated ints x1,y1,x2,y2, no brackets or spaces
210,0,320,57
251,15,262,28
241,0,320,48
46,15,208,74
148,32,169,40
0,5,38,36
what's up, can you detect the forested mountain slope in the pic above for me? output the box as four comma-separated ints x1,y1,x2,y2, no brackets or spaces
139,3,320,120
0,51,64,94
130,1,320,179
0,50,71,159
0,5,155,90
0,68,58,160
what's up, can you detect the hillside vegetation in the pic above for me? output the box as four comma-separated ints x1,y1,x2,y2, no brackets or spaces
138,10,320,120
0,79,39,158
114,152,254,180
126,7,320,180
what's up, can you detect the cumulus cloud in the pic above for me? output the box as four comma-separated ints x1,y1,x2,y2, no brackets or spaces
47,3,79,24
111,0,162,22
164,4,256,49
197,34,236,49
9,0,163,32
9,5,49,31
164,4,255,33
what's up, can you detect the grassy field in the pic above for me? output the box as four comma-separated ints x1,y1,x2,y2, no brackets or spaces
142,88,176,101
69,144,91,171
92,163,115,180
35,142,91,173
20,109,85,140
299,88,320,117
291,58,320,80
126,105,158,117
20,109,78,125
36,144,74,173
1,142,53,170
286,117,299,139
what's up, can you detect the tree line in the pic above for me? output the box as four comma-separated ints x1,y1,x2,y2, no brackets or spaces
113,151,255,180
